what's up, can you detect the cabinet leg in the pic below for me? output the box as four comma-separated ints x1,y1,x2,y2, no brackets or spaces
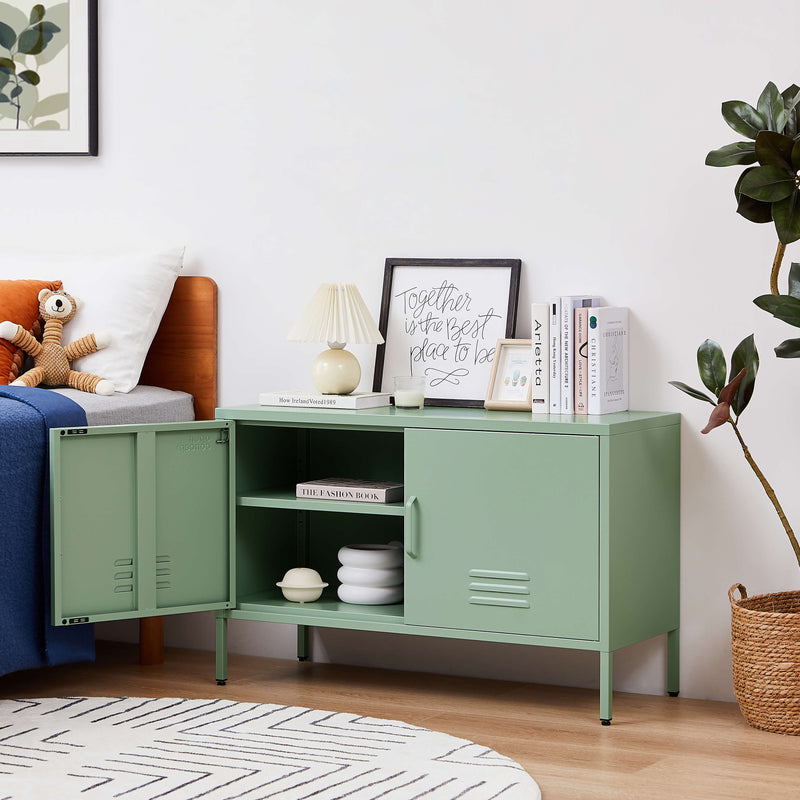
667,628,680,697
600,650,613,724
297,625,310,661
215,614,228,685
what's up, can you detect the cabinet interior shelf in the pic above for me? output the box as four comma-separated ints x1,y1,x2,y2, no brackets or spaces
236,589,406,625
237,490,405,516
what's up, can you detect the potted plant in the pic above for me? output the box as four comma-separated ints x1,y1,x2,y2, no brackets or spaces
671,81,800,735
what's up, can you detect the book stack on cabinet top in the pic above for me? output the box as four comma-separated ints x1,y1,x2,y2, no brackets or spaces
532,298,628,416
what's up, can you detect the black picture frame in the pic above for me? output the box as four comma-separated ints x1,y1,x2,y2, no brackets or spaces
373,258,522,408
0,0,98,156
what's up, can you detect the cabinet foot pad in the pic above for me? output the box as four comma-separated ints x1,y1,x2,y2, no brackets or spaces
216,680,227,686
668,691,679,697
600,719,611,726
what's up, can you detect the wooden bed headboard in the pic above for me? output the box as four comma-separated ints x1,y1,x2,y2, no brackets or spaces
138,275,218,421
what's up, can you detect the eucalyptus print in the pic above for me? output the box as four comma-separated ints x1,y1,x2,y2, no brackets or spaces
0,3,63,130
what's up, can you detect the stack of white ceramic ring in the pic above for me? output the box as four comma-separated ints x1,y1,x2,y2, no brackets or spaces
337,542,403,605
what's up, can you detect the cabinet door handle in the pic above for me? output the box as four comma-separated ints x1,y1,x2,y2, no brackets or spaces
404,495,418,558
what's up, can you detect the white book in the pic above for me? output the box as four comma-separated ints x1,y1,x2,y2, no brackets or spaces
530,302,549,413
548,297,561,413
560,295,603,414
574,306,589,414
258,391,392,409
587,307,629,415
296,477,404,503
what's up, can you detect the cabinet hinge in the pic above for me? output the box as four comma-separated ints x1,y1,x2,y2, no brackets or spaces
216,429,230,444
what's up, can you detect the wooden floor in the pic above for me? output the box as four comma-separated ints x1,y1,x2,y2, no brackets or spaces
1,643,799,799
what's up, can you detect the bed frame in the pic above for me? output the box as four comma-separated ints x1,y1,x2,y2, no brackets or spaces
140,275,218,421
135,275,219,664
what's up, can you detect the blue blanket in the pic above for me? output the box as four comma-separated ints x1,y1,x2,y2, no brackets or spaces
0,386,94,676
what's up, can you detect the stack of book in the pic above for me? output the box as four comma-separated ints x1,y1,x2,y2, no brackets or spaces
531,298,629,415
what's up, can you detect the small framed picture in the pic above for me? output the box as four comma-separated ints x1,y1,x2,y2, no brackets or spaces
484,339,533,411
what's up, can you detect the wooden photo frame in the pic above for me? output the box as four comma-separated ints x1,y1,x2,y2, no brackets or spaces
0,0,98,155
484,339,533,411
373,258,521,407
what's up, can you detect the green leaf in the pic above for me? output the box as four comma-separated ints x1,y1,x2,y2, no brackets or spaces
0,56,15,72
0,93,10,104
0,20,16,50
736,194,773,223
722,100,766,139
18,69,39,86
735,168,773,223
9,85,21,98
788,262,800,300
754,293,800,327
782,84,800,138
792,139,800,171
775,337,800,358
17,26,43,54
705,142,757,167
697,339,727,396
730,334,758,416
17,22,58,55
32,91,68,118
668,380,717,406
755,131,795,170
772,191,800,244
739,165,795,202
30,5,45,24
757,82,786,132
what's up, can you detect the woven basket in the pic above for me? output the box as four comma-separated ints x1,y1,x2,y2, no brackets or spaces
729,583,800,735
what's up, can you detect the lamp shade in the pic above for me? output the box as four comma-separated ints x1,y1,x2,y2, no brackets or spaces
287,283,384,346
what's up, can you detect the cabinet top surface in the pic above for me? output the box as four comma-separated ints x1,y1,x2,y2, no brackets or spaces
216,404,680,435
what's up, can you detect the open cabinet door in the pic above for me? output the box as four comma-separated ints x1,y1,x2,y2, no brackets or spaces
50,421,234,626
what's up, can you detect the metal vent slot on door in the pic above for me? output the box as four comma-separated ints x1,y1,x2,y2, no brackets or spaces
113,558,134,594
468,568,531,609
156,555,171,591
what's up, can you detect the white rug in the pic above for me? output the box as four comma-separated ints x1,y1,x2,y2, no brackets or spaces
0,697,541,800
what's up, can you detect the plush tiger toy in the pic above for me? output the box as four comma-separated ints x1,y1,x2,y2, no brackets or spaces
0,288,114,395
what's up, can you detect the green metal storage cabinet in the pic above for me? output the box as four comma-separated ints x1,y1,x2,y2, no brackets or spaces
50,405,680,724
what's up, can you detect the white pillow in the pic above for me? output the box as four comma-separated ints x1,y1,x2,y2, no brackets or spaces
0,247,184,393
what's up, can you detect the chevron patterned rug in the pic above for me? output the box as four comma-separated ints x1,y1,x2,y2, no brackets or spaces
0,696,540,799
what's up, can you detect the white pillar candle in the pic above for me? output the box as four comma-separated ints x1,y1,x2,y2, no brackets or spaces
395,389,424,409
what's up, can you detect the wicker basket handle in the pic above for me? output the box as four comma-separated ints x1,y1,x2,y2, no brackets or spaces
729,583,748,605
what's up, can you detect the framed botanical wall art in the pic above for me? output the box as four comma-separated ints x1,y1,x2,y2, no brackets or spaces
0,0,98,155
373,258,521,407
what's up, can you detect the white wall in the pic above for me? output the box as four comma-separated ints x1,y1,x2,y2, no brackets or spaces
6,0,800,703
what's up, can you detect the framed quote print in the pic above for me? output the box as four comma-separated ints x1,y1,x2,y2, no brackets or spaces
373,258,521,407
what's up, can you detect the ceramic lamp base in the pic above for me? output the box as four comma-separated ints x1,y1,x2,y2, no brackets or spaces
311,347,361,395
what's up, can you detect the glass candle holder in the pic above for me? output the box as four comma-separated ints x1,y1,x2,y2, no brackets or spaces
393,376,425,409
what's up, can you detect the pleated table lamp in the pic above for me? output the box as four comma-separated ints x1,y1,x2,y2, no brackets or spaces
288,283,385,395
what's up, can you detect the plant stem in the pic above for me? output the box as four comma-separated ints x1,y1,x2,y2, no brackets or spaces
729,417,800,569
770,240,786,295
